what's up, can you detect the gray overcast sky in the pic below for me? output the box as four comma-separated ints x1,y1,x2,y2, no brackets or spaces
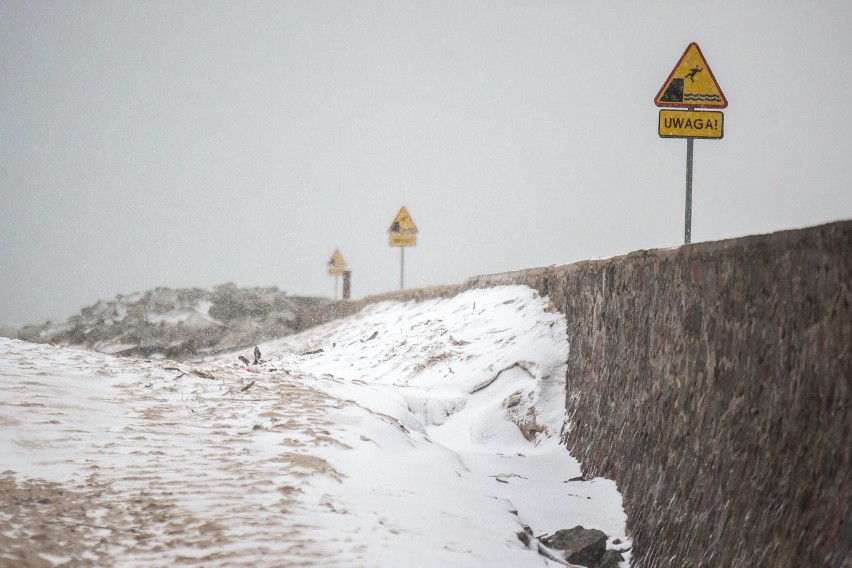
2,1,851,325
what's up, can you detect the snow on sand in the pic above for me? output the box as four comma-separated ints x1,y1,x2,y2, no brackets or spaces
0,285,629,567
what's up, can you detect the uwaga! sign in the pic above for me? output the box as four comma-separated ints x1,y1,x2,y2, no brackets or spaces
655,42,727,109
388,206,418,290
327,249,347,276
655,42,728,245
388,206,418,247
656,42,727,140
659,109,723,139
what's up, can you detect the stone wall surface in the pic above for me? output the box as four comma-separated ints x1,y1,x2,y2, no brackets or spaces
299,221,852,567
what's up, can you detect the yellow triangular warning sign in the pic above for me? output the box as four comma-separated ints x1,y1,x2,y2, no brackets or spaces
388,206,418,235
327,249,347,275
655,43,727,109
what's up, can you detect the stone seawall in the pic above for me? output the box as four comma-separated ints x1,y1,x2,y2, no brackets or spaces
298,221,851,567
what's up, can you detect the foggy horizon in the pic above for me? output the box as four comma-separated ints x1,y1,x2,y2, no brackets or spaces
2,1,851,326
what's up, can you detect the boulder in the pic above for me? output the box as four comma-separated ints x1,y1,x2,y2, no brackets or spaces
541,526,607,567
598,548,625,568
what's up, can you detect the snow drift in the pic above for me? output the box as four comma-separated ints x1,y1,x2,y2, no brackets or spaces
0,285,629,567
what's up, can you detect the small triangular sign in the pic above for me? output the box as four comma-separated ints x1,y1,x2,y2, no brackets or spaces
655,43,727,109
388,206,418,235
327,249,347,275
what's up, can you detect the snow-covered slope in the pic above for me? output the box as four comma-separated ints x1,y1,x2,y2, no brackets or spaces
0,285,629,567
12,284,329,360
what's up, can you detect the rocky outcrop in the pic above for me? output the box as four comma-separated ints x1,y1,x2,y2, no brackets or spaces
15,283,330,360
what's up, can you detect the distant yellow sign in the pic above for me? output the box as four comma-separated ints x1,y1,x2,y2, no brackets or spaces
655,42,727,109
389,234,417,247
659,109,724,139
327,249,347,275
388,206,418,247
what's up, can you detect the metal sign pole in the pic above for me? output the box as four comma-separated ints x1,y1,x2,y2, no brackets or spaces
400,247,405,290
685,136,694,244
334,275,339,300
